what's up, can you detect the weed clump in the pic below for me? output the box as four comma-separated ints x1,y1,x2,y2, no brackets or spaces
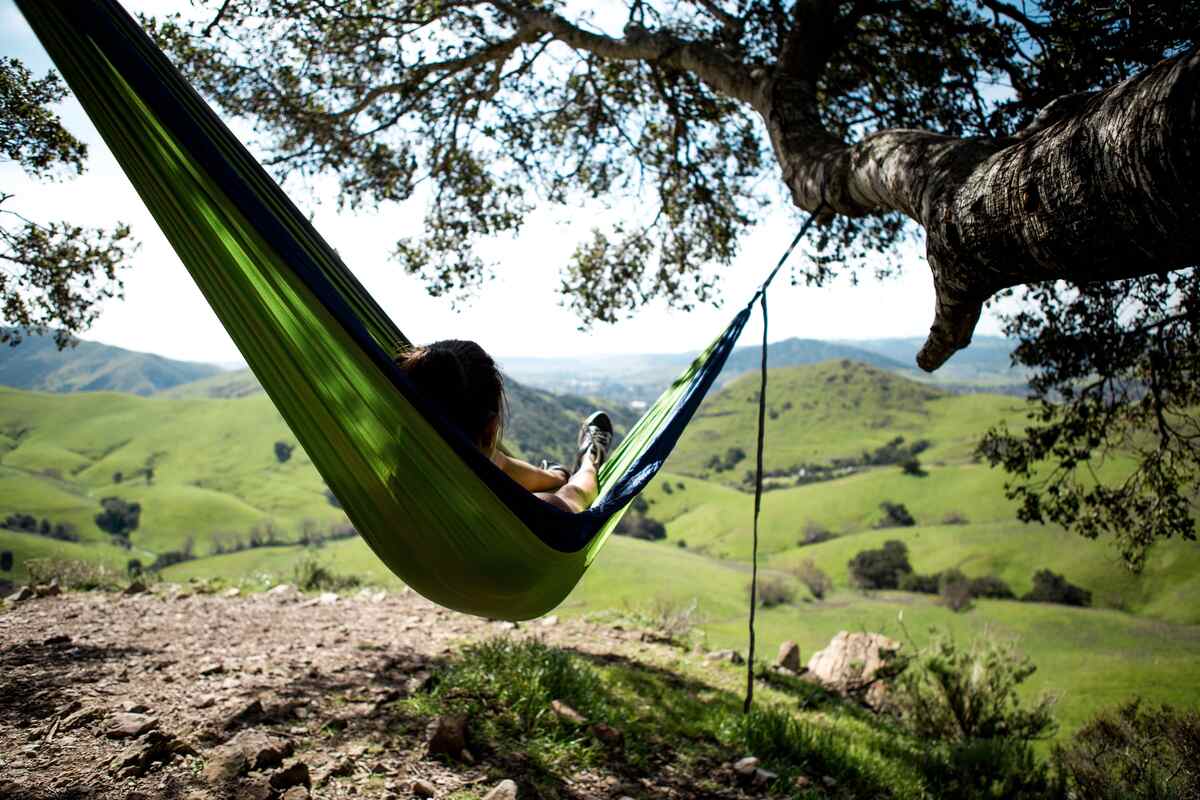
749,575,795,608
25,558,125,591
292,556,361,593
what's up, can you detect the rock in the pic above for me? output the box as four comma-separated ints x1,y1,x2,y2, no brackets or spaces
43,633,71,646
221,587,241,598
805,631,901,709
318,592,339,605
109,730,177,778
539,615,558,627
426,714,468,759
270,760,311,791
61,706,101,731
591,722,624,748
198,662,225,676
412,778,437,797
224,698,265,729
6,586,33,602
754,768,778,787
482,779,518,800
550,700,586,725
193,694,218,710
776,640,801,672
204,730,294,784
705,649,745,665
123,581,148,596
35,580,61,597
234,776,272,800
123,702,150,714
494,620,517,631
733,756,760,777
280,788,309,800
106,713,158,739
356,587,387,603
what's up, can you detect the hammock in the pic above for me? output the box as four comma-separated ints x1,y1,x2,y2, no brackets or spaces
16,0,800,620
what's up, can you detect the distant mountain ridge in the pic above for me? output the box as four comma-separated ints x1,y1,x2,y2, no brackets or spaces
0,328,223,396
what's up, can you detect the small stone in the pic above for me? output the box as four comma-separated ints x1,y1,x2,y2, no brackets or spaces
539,615,558,627
199,662,225,676
109,730,176,778
221,587,241,598
269,760,311,791
550,700,586,725
318,592,339,605
43,633,71,646
733,756,760,776
123,702,150,714
5,586,33,602
705,649,744,665
411,779,437,798
193,694,217,710
494,620,517,631
35,581,61,598
224,699,264,729
61,706,100,731
822,775,838,788
482,779,518,800
123,581,148,596
106,713,158,739
281,788,309,800
777,640,801,672
591,722,624,749
426,714,468,759
754,768,778,786
793,775,812,789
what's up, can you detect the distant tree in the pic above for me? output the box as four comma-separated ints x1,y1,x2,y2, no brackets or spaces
969,576,1015,600
875,501,916,529
0,551,12,572
323,486,342,508
1,58,136,347
792,559,832,600
94,496,141,538
901,457,926,477
750,575,795,608
1022,569,1092,607
144,466,155,486
938,568,974,613
899,572,941,595
112,471,123,484
274,441,294,463
848,539,912,590
799,521,833,546
631,494,650,513
615,513,667,541
126,558,142,577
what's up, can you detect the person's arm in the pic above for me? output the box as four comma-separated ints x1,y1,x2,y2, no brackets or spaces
492,450,569,493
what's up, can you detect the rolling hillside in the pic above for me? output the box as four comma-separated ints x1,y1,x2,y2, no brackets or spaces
0,328,223,395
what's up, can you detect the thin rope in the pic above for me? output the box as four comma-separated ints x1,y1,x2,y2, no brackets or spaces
744,205,826,715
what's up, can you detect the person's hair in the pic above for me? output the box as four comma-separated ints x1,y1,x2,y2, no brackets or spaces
395,339,507,451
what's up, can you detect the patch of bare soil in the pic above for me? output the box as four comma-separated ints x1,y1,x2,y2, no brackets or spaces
0,586,762,800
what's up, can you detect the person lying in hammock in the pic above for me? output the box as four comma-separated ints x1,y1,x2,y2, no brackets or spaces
395,339,613,514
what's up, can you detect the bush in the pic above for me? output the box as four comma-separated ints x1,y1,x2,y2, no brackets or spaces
630,494,650,513
149,537,196,571
112,471,123,484
1022,569,1091,607
899,572,940,594
25,558,125,591
941,511,969,525
791,559,833,600
901,457,926,477
848,539,912,590
1,513,79,542
675,539,687,548
1055,700,1200,799
0,551,11,572
94,497,141,538
938,569,973,612
274,441,294,463
614,513,666,541
799,521,833,546
750,575,795,608
127,559,143,577
874,501,916,528
292,556,362,593
968,575,1015,600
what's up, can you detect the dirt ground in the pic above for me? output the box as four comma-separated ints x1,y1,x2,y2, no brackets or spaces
0,584,765,800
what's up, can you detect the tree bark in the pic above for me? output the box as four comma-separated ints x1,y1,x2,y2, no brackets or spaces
762,48,1200,370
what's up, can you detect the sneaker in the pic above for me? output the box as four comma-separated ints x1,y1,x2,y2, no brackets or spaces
572,411,613,472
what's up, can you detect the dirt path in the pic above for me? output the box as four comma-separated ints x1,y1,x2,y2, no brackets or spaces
0,585,762,800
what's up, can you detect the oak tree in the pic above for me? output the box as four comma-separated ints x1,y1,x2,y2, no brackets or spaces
147,1,1198,562
1,57,136,347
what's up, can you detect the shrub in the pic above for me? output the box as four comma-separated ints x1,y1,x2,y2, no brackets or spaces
94,497,141,538
0,551,11,571
675,481,686,491
848,540,913,590
643,596,702,640
799,521,833,546
1022,569,1091,607
968,576,1015,600
791,559,833,600
631,494,650,513
874,501,916,528
899,572,940,594
901,457,926,477
25,558,124,591
675,539,687,548
292,556,362,593
150,537,196,571
614,513,666,541
938,569,974,613
127,559,143,577
1055,700,1200,799
750,575,795,608
247,521,285,548
274,441,294,463
112,471,123,484
323,487,342,508
942,511,969,525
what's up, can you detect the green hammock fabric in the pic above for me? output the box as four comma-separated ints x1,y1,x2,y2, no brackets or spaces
16,0,759,620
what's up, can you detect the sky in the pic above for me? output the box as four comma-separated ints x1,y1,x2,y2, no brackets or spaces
1,0,1008,367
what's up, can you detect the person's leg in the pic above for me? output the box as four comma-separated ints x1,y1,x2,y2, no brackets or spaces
537,411,611,514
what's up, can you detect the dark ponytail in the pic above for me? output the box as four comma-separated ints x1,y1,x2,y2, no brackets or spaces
395,340,507,450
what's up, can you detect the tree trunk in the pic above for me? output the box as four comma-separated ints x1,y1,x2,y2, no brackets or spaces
762,48,1200,370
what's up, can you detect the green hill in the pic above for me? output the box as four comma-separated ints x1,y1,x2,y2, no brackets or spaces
0,327,223,395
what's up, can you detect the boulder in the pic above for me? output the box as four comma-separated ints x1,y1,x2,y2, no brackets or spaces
483,779,518,800
805,631,901,708
6,586,34,602
776,640,801,672
105,713,158,739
